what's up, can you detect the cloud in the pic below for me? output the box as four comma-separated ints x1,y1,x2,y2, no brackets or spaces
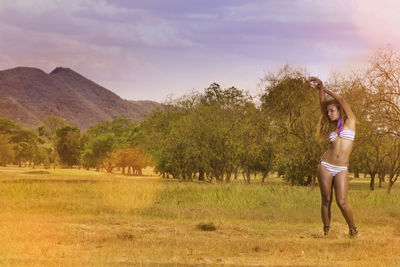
0,0,193,49
0,0,384,101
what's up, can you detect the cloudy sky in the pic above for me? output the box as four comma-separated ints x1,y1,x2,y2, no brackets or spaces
0,0,399,102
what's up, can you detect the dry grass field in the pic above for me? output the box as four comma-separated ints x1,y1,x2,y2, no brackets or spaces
0,166,399,266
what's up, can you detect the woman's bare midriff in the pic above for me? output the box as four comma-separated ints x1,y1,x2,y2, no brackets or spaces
320,138,353,167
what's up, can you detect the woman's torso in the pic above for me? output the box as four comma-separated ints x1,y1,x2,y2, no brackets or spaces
320,124,355,167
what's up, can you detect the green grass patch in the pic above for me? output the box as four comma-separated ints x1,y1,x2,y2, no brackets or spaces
141,178,400,226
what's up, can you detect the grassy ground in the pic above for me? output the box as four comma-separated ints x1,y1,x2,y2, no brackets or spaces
0,167,399,266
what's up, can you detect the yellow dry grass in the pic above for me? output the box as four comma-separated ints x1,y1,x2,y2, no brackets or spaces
0,166,399,266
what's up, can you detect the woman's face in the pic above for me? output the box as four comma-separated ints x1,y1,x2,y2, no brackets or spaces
327,104,340,122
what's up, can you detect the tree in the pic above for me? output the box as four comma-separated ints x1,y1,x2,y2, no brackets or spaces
80,133,117,171
260,66,324,185
385,134,400,193
87,116,139,146
0,134,13,166
33,146,52,169
377,158,389,188
42,115,68,137
39,115,68,168
11,129,38,167
0,118,20,135
55,126,81,167
139,103,188,178
353,49,400,192
339,74,387,189
361,134,387,190
81,149,97,170
139,83,261,182
114,147,152,175
237,102,274,183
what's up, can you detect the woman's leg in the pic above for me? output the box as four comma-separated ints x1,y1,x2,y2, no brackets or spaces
333,170,356,229
317,164,334,228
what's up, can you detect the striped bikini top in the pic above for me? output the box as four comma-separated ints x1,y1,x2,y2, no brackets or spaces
329,117,355,142
329,129,355,142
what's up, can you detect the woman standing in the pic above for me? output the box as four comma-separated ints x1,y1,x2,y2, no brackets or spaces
309,77,358,238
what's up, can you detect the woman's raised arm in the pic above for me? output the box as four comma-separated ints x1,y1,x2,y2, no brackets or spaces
324,88,356,126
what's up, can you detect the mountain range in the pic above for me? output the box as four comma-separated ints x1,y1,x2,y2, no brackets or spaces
0,67,159,130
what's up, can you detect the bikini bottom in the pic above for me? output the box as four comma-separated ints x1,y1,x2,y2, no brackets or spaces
320,161,348,176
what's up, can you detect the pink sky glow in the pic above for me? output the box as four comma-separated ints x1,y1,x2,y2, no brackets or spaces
0,0,399,102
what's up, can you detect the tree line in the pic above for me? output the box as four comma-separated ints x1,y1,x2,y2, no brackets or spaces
0,115,151,176
2,49,400,193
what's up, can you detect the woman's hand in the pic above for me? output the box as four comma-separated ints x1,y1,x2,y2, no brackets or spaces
308,76,323,90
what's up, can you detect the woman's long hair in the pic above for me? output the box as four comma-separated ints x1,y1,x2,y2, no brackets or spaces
316,99,347,141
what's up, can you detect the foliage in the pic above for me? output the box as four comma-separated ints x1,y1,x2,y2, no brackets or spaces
140,83,274,182
38,115,69,168
81,116,148,174
81,133,117,170
87,115,139,146
113,147,152,175
0,134,13,166
33,146,52,168
260,66,324,185
55,126,81,167
11,129,38,166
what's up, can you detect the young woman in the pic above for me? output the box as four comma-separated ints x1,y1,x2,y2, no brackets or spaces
309,76,358,238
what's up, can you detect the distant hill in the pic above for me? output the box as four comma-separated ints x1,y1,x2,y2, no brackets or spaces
0,67,159,130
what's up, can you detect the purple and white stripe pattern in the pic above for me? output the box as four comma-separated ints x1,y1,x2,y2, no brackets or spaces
329,130,355,143
320,161,348,176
